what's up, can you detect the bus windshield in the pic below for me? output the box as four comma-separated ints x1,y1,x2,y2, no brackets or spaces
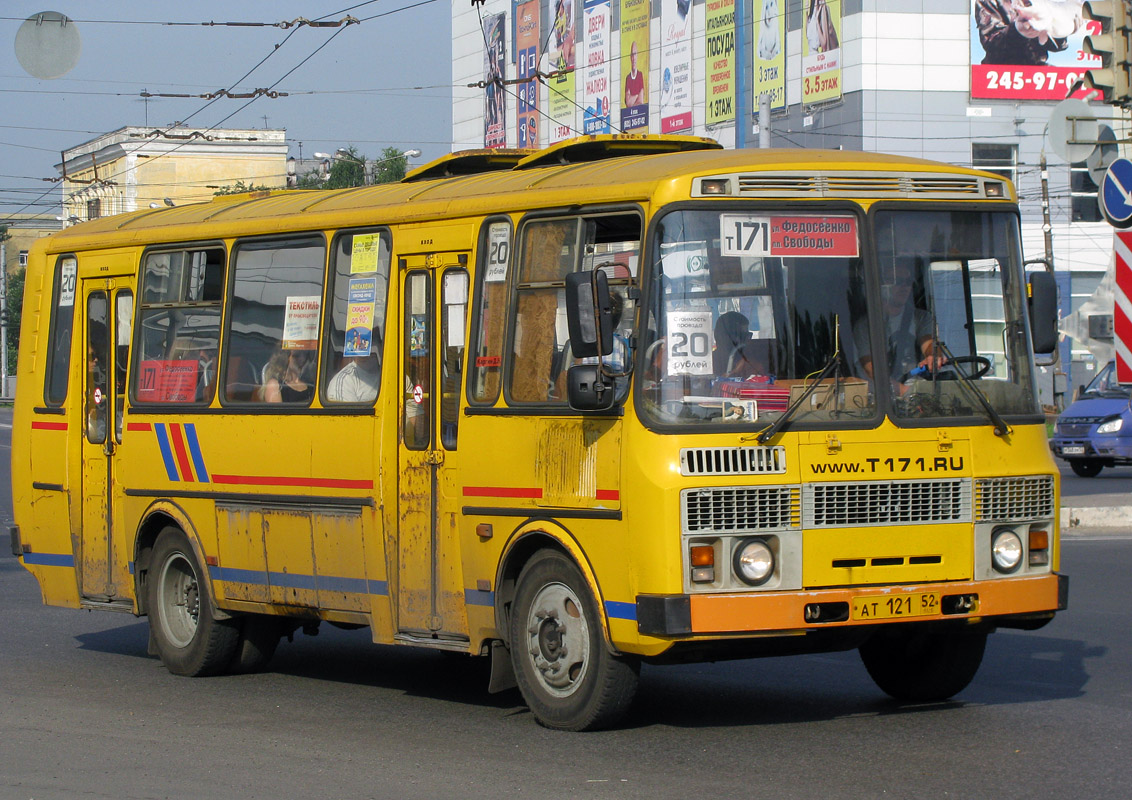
639,207,1039,428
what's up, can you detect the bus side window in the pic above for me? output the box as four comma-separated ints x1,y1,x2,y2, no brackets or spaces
45,256,78,405
224,236,326,406
134,248,226,406
468,219,511,405
322,229,391,406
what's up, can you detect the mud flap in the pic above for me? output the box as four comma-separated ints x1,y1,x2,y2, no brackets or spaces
487,639,516,693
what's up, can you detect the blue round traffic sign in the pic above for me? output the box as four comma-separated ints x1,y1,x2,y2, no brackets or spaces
1101,157,1132,229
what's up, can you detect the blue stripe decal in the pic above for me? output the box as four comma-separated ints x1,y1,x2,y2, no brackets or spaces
184,424,210,484
213,567,388,597
605,601,637,621
22,552,75,568
153,423,179,481
464,589,496,607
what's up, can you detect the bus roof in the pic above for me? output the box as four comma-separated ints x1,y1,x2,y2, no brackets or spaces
39,136,1007,253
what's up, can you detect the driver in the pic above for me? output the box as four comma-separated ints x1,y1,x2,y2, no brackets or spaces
856,259,945,395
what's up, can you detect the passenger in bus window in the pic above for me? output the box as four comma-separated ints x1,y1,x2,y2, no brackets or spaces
195,349,218,403
261,347,314,404
326,352,380,403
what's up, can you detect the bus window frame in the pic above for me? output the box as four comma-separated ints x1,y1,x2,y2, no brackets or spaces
865,199,1044,430
129,241,228,411
43,254,80,407
321,226,392,410
502,205,644,410
633,199,882,435
466,215,514,408
219,232,329,411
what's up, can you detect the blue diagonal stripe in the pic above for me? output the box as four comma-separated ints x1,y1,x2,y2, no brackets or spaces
153,423,179,481
183,423,210,483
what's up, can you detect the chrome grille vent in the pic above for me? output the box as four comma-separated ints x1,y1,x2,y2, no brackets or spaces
682,486,801,534
723,171,993,199
975,475,1055,523
1057,416,1104,437
803,479,972,528
681,446,786,476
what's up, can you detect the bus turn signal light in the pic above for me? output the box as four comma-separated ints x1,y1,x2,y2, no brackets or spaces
690,545,715,583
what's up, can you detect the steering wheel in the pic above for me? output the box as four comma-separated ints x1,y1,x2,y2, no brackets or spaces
899,354,992,383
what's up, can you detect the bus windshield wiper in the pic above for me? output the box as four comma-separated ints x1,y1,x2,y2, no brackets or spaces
754,351,841,444
936,341,1012,437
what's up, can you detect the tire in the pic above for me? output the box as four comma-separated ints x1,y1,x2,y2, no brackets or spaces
859,626,987,703
509,550,639,731
1069,459,1103,478
228,614,282,674
147,527,239,676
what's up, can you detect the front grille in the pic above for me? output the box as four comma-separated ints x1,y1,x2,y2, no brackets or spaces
682,485,801,534
803,479,971,527
681,446,786,476
975,475,1055,523
1058,416,1104,436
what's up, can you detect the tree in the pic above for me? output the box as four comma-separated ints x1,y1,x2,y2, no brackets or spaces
324,145,368,189
6,267,23,374
213,180,273,196
372,146,411,184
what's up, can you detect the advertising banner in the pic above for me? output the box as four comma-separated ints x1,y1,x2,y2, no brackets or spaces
705,0,736,124
801,0,841,106
583,0,612,134
484,12,507,148
754,0,786,112
547,0,577,144
970,0,1099,101
620,0,650,131
660,0,694,132
516,1,539,147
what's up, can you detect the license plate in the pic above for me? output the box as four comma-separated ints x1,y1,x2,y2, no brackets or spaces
851,592,940,621
1061,446,1085,455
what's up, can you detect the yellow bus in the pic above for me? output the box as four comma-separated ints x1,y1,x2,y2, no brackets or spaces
11,135,1066,730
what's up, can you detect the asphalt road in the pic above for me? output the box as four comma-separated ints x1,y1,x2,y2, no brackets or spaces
3,406,1131,799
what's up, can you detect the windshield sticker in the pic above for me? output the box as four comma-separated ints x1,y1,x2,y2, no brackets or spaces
351,233,381,273
485,223,511,283
666,311,713,376
720,215,858,258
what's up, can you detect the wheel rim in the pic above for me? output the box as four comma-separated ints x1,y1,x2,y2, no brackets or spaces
523,581,590,698
157,550,201,649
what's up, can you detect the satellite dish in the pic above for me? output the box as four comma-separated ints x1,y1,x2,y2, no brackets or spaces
1047,98,1098,164
1088,124,1119,185
14,11,81,80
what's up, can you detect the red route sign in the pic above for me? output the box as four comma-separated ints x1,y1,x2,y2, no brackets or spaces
769,216,858,258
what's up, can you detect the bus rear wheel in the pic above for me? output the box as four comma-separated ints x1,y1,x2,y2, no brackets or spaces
148,527,238,676
509,550,639,731
859,626,987,702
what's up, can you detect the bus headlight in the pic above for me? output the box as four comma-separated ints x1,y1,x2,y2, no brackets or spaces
991,528,1023,574
733,538,774,586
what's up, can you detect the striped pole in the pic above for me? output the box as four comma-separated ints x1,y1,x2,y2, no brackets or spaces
1115,230,1132,383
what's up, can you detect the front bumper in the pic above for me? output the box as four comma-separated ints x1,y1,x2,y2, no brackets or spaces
637,573,1066,636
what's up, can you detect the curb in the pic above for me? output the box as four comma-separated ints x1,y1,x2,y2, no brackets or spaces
1061,505,1132,532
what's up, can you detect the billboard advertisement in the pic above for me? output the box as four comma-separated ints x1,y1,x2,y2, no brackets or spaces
970,0,1099,101
620,0,650,131
801,0,841,106
754,0,786,112
583,0,612,135
516,0,539,147
660,0,694,132
547,0,577,144
483,12,507,148
705,0,736,125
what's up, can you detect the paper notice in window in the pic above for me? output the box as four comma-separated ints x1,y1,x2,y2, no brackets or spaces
281,296,320,350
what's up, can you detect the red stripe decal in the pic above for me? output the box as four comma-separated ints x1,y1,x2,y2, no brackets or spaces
463,486,543,499
596,489,619,501
210,474,374,490
31,421,68,431
126,422,152,432
168,423,196,482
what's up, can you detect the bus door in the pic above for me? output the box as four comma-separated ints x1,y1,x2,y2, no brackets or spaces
79,278,134,602
397,253,470,642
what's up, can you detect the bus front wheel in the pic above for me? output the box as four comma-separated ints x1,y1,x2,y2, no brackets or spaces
859,626,987,702
148,527,239,676
509,550,639,731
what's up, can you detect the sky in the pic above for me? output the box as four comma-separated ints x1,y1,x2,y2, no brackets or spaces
0,0,452,220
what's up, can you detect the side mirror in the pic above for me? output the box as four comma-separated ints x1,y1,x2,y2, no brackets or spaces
565,270,614,359
566,364,616,411
1027,269,1058,355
